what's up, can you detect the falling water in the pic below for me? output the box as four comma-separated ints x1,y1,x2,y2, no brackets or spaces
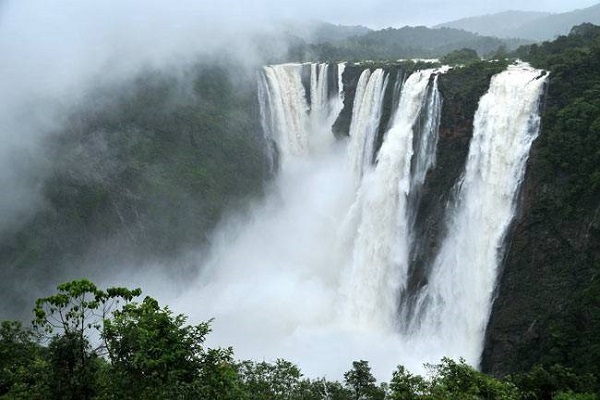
406,63,547,365
260,63,346,163
347,68,389,186
340,69,439,331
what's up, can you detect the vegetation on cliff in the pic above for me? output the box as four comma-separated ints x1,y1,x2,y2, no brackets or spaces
287,26,529,62
0,60,270,318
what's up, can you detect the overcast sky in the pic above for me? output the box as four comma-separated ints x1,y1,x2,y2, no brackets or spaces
2,0,600,32
323,0,600,27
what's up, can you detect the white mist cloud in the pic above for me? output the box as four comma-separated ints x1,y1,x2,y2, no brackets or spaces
0,0,283,231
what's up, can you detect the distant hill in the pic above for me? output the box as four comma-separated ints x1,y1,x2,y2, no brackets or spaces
278,21,372,44
351,26,529,54
437,3,600,40
514,3,600,40
435,11,551,38
291,25,531,61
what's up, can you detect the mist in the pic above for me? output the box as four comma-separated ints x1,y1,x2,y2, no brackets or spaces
0,1,248,230
0,0,297,319
168,144,439,380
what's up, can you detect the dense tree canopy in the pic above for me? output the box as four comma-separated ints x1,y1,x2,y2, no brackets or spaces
1,280,599,399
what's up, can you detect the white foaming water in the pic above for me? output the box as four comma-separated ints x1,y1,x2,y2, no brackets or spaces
340,70,436,331
262,64,310,159
309,63,333,150
406,63,547,365
174,63,546,379
411,75,441,193
262,63,345,162
347,69,388,186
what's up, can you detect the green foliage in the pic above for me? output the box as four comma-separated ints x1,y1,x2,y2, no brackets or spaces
288,26,529,62
28,280,141,400
389,365,427,400
195,347,245,400
46,333,102,400
554,393,599,400
33,279,141,338
510,364,597,400
343,360,385,400
428,358,519,399
102,296,211,398
0,321,47,399
4,279,600,399
439,48,480,65
237,359,304,400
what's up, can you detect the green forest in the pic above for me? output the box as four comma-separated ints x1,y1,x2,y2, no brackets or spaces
1,280,597,399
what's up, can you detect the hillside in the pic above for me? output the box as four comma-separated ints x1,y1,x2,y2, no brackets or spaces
514,3,600,40
437,3,600,40
435,11,551,39
0,61,270,319
290,25,530,61
281,21,372,44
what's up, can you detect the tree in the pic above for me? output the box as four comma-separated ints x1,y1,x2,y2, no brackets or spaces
510,364,598,400
343,360,385,400
32,279,141,345
237,359,304,400
195,347,245,400
31,279,141,400
0,321,48,399
428,357,519,400
388,365,427,399
440,48,480,65
102,296,212,399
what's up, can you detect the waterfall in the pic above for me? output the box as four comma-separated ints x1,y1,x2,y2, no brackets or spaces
340,69,440,331
347,68,389,186
410,75,441,196
184,61,547,378
261,64,310,160
259,63,345,166
406,62,547,365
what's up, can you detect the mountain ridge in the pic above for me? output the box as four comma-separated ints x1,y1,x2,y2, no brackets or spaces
436,3,600,40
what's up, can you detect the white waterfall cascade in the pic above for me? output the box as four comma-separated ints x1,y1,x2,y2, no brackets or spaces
262,64,310,158
406,62,547,364
261,63,346,163
309,63,335,151
340,69,441,331
411,75,442,194
176,62,546,379
347,68,389,186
